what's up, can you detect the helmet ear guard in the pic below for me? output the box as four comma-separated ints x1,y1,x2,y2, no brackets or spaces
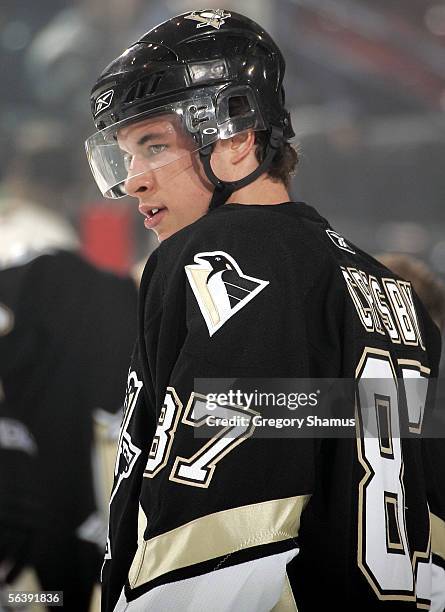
193,87,284,209
181,85,266,148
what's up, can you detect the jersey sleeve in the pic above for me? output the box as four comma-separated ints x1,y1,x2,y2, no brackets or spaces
100,249,164,612
110,218,338,611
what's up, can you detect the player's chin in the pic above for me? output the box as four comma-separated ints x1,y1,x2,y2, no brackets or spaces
147,214,172,242
153,224,173,242
157,217,192,242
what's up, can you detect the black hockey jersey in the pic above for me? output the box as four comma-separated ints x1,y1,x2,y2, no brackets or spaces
0,251,138,610
102,202,445,612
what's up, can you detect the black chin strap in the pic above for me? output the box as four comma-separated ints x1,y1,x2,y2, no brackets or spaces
199,126,283,211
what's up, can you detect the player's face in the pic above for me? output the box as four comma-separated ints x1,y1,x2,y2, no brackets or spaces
118,115,213,242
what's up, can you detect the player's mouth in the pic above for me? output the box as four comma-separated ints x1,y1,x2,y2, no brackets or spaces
139,204,167,229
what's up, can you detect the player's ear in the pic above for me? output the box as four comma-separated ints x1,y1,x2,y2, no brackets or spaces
209,130,256,181
229,130,256,164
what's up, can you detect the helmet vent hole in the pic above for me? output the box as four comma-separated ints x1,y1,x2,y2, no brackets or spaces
228,95,251,119
125,73,164,104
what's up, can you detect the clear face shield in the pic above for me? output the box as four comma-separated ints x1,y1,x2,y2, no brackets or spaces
85,89,266,198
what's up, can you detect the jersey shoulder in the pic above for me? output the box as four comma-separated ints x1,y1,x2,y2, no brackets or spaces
157,203,340,282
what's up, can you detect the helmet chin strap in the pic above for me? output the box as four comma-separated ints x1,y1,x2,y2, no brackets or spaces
199,126,283,211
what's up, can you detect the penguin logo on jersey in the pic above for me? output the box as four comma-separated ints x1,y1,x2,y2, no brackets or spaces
185,251,269,336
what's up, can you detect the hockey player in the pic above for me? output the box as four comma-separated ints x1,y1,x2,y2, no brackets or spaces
86,10,445,611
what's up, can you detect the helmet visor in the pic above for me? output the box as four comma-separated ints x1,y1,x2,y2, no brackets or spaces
85,90,266,199
85,100,222,199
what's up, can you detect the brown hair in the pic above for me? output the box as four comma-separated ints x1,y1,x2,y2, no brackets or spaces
229,96,299,187
375,253,445,331
253,130,299,187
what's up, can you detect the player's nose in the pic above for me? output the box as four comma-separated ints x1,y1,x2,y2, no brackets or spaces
124,164,156,198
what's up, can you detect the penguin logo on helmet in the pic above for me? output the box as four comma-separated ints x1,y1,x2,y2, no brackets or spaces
185,9,231,30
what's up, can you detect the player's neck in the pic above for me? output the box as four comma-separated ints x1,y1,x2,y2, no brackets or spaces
225,174,291,206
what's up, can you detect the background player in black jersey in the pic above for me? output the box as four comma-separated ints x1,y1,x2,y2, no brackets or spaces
86,9,445,612
0,250,138,611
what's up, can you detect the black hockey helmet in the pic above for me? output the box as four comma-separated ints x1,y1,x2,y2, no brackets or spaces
86,9,294,206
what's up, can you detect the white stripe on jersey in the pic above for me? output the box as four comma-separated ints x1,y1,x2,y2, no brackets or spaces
114,548,299,612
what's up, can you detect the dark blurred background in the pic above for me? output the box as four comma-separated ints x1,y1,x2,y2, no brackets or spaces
1,0,444,271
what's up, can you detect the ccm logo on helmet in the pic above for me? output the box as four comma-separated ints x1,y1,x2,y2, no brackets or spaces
95,90,114,116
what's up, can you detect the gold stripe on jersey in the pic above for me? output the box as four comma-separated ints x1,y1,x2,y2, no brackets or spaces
272,573,298,611
431,512,445,561
128,495,310,590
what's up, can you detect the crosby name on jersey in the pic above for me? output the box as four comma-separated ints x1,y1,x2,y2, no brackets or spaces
342,266,425,349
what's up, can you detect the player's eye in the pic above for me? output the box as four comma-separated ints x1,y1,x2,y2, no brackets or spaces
147,144,168,156
123,144,167,172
